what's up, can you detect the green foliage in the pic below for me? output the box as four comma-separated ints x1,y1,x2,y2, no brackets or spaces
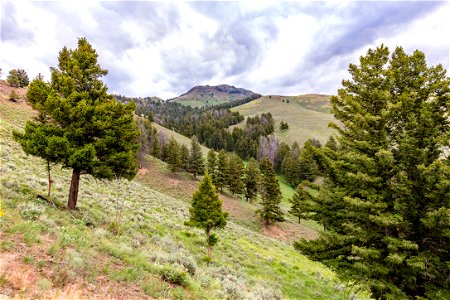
207,149,218,184
13,38,139,209
281,152,300,187
279,121,289,131
289,182,311,223
216,149,228,192
160,266,189,287
295,45,450,299
258,158,284,225
185,173,228,258
188,136,204,178
7,69,29,87
244,158,260,202
227,154,245,195
166,137,181,173
9,90,20,102
180,144,190,172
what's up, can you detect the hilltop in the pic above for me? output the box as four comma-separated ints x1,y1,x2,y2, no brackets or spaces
232,94,335,147
169,84,259,108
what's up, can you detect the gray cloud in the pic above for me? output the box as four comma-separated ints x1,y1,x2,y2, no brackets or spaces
1,2,34,45
1,1,448,98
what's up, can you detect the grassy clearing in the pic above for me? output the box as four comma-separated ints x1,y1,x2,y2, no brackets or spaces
0,97,365,299
232,95,336,147
152,123,210,156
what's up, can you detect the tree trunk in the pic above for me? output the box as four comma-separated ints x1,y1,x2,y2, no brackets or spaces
67,168,81,210
47,161,52,197
206,228,212,260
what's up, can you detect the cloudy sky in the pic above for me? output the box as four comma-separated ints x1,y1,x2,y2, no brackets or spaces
1,1,449,99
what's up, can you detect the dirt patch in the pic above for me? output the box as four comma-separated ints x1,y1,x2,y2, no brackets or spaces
262,222,318,242
0,80,29,106
137,167,149,176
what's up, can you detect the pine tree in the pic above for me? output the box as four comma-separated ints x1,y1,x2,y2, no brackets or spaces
216,149,228,192
258,158,284,225
289,182,311,224
185,172,228,259
188,136,204,178
295,45,450,299
7,69,29,87
227,154,245,195
281,152,300,186
207,149,218,184
166,137,181,173
244,158,260,203
180,144,190,172
275,142,290,173
136,116,152,169
13,38,138,210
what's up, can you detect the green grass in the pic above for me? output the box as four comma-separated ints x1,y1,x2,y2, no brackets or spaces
232,94,336,147
0,98,366,299
152,122,210,156
173,98,229,108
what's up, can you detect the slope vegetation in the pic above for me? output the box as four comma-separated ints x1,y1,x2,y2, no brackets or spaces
170,84,258,108
232,95,336,146
0,86,360,299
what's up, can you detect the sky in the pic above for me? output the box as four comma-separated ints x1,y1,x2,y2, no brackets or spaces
1,1,449,99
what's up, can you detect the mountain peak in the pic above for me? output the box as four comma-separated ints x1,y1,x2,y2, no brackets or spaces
170,84,258,108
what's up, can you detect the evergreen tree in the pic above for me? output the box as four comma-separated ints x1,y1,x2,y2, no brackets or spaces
166,137,181,173
136,116,152,169
188,135,204,178
281,152,300,186
207,149,218,185
244,158,260,203
289,182,311,223
185,172,228,259
7,69,29,87
295,45,450,299
227,154,245,195
216,149,228,192
297,147,319,182
13,38,138,209
180,144,190,171
275,142,291,172
258,158,284,225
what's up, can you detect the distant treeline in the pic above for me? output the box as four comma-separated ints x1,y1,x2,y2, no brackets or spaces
118,93,327,187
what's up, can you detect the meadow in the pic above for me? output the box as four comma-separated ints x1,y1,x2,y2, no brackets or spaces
232,95,336,147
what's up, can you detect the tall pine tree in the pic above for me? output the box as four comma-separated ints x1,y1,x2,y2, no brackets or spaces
166,137,181,174
258,158,284,225
13,38,138,209
244,158,260,203
216,149,228,192
295,45,450,299
207,149,218,185
188,135,204,179
185,172,228,259
227,154,245,195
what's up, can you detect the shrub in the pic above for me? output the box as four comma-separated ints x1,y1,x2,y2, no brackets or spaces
18,202,45,220
9,91,20,102
160,266,189,287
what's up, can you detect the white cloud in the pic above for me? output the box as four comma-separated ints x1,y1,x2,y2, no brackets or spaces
1,1,447,99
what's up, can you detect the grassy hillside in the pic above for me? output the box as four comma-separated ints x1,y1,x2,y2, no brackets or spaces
232,95,336,147
0,88,362,299
152,123,210,156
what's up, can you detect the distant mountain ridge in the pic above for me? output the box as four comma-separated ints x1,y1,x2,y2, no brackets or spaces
169,84,259,108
